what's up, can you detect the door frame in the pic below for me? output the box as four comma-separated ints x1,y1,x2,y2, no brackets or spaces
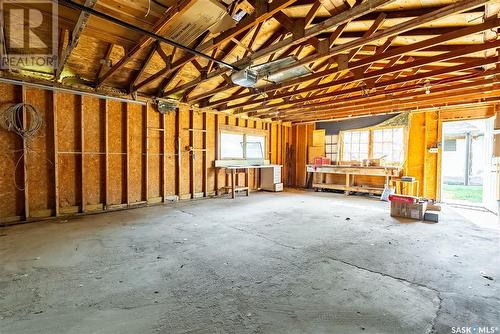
439,118,495,211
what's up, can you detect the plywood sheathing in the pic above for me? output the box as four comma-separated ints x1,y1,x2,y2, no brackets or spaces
0,82,290,224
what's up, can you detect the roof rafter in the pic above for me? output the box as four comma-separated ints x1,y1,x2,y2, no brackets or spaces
204,17,500,109
55,0,97,81
97,0,196,86
261,59,497,118
159,0,397,98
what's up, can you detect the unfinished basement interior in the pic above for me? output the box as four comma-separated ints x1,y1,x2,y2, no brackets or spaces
0,0,499,333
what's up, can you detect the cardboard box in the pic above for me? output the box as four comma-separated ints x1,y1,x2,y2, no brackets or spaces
390,200,427,220
389,194,417,204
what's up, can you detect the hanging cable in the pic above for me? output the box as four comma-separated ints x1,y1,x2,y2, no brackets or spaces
0,103,43,140
1,103,46,191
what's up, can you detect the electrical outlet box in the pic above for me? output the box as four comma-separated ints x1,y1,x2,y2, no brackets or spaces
428,147,438,154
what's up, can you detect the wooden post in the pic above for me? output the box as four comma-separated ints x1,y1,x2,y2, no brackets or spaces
104,99,109,209
225,115,229,187
189,109,195,198
202,112,208,196
245,168,250,195
80,95,85,213
175,108,181,197
162,112,167,202
53,92,59,216
436,111,442,201
125,103,130,206
345,174,350,196
231,169,236,199
21,85,29,219
214,113,219,195
144,103,149,202
423,113,428,198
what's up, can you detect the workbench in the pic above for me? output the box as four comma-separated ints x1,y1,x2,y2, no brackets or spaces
217,164,282,199
306,165,401,195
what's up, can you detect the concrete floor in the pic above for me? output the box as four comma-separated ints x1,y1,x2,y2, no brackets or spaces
0,190,499,334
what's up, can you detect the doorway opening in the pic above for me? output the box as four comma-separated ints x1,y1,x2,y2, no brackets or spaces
441,118,496,212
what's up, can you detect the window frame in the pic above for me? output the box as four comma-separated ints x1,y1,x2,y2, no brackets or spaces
340,130,370,163
372,127,405,165
218,125,268,160
338,126,406,165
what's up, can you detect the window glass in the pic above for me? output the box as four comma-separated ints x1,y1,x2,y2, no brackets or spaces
341,130,369,162
220,132,244,159
246,135,265,159
373,127,405,164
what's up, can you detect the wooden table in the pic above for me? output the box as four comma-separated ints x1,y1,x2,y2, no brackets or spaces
306,165,401,195
218,165,282,199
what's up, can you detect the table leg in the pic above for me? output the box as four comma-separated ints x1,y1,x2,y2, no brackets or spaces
345,174,350,196
258,168,262,190
231,169,236,199
245,168,250,196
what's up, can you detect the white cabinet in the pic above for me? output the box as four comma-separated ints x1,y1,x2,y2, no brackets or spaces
261,165,283,192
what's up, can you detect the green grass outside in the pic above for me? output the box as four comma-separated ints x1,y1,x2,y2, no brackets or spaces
443,184,483,203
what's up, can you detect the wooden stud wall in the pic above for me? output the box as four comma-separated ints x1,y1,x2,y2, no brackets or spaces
0,83,291,224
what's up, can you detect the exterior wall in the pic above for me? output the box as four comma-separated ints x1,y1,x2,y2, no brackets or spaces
0,83,291,224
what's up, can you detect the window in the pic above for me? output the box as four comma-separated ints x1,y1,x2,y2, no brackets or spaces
246,135,265,159
220,131,266,159
325,135,338,162
444,139,457,152
342,130,369,161
373,127,404,164
220,132,244,159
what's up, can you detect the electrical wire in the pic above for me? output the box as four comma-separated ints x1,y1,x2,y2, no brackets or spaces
1,103,43,139
1,103,46,191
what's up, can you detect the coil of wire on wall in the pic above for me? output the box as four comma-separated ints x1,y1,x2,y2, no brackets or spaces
0,103,45,191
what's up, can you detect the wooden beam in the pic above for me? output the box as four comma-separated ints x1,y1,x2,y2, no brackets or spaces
254,56,500,117
201,17,500,108
130,43,159,92
135,0,298,92
152,0,394,96
280,77,500,121
218,37,500,111
304,0,324,28
97,43,114,83
98,1,197,86
55,0,97,81
284,91,500,123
